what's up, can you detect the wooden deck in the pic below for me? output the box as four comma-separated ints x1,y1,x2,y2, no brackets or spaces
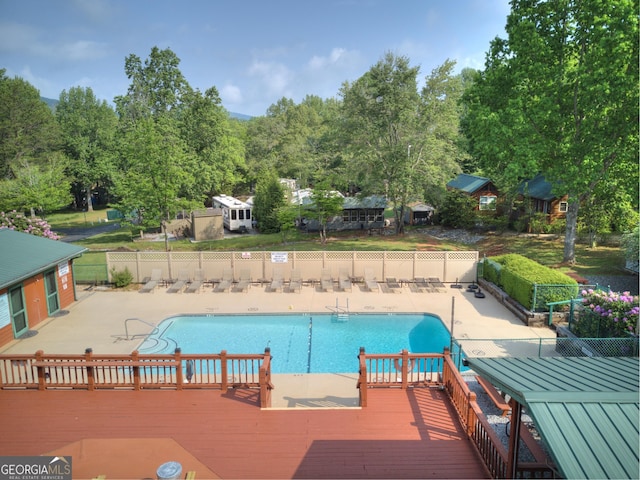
0,387,489,479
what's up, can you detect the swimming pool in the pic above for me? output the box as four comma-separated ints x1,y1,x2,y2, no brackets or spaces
138,313,453,374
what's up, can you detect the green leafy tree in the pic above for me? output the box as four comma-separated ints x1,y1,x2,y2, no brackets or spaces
0,70,62,180
276,204,299,243
463,0,639,264
179,87,246,197
112,116,199,251
114,46,191,121
340,53,420,235
112,47,203,251
56,86,117,211
437,190,477,229
341,54,467,234
305,181,344,244
252,169,285,233
0,152,72,216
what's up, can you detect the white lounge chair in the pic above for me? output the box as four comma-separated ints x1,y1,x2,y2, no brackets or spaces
269,269,283,292
320,268,333,292
139,269,162,293
364,268,379,292
288,268,302,293
213,268,233,293
339,268,352,292
234,269,251,292
167,269,189,293
185,269,205,293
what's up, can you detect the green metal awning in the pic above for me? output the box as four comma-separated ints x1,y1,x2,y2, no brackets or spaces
467,357,639,479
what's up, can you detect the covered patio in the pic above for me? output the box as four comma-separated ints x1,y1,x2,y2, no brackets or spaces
467,356,640,479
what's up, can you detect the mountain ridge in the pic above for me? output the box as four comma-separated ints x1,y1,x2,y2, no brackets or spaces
40,96,253,120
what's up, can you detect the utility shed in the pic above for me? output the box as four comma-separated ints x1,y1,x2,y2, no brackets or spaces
467,356,639,480
0,229,87,347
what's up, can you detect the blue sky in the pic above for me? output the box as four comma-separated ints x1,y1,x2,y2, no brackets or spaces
0,0,510,117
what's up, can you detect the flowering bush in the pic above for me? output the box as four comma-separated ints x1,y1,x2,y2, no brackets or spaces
580,288,639,337
0,210,59,240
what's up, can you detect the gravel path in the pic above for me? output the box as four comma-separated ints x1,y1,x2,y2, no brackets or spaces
462,373,549,463
583,274,638,295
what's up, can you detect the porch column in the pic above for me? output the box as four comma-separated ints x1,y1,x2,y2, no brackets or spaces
506,398,523,478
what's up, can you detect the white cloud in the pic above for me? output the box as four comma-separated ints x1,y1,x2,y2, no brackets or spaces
0,22,109,62
248,60,293,97
221,83,243,104
72,0,115,22
0,22,39,54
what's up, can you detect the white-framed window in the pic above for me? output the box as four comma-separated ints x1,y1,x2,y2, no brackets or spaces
558,201,568,213
479,195,497,211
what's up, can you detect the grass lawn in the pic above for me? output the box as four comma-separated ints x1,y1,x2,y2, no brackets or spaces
63,219,629,278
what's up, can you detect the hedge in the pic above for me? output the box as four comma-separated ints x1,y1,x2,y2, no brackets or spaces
483,254,579,311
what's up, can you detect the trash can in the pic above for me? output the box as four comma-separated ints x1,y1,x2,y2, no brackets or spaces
156,461,182,480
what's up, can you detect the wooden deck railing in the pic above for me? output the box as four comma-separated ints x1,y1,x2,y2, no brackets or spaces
0,348,274,406
2,346,554,478
358,348,555,479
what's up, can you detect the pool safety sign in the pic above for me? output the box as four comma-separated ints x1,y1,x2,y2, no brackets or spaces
271,252,288,263
0,456,72,480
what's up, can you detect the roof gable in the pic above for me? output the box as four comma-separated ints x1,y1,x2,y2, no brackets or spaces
468,357,639,479
446,173,493,194
0,229,87,290
517,173,558,200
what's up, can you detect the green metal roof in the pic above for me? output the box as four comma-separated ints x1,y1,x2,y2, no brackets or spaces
0,229,87,290
468,357,640,479
446,173,493,194
517,173,558,201
342,195,387,209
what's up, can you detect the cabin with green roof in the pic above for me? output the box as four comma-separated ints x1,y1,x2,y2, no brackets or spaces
0,229,87,347
446,173,499,211
516,173,569,224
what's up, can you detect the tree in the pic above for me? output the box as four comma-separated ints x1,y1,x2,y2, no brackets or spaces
112,47,205,251
276,204,299,243
114,47,191,121
417,61,468,208
305,181,344,244
0,70,62,180
0,152,72,216
112,116,199,251
341,53,467,234
56,86,118,211
437,190,477,229
340,53,420,234
179,87,247,197
463,0,639,263
252,169,285,233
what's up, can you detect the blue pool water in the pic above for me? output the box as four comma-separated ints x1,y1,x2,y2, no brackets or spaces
138,313,452,374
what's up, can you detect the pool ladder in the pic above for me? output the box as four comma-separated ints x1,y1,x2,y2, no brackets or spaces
124,317,159,340
334,298,349,322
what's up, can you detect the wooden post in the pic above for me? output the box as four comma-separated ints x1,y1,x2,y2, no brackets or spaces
259,348,272,408
467,392,477,436
357,347,368,407
506,399,523,478
221,350,228,393
85,348,94,391
132,350,141,391
401,349,409,389
175,348,183,390
36,350,45,391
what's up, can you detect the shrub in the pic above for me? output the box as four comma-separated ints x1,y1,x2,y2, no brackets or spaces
484,253,578,311
578,288,639,337
0,210,59,240
437,191,476,229
111,267,133,288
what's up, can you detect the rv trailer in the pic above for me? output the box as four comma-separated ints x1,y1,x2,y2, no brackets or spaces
212,195,253,232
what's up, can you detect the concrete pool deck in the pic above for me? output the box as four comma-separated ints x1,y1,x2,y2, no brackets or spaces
0,282,557,408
